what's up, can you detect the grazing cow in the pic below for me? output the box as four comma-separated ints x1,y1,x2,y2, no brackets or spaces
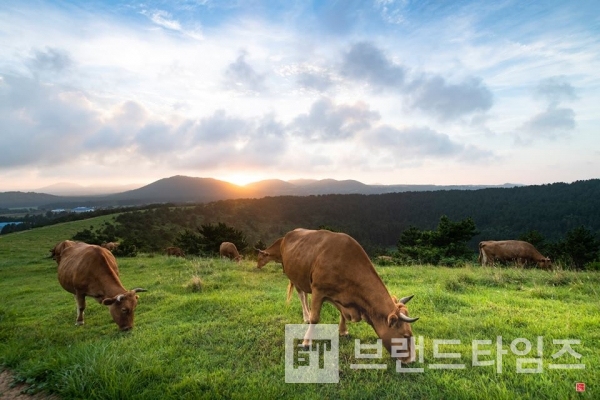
101,242,119,252
220,242,242,263
281,228,418,362
256,237,284,269
165,246,185,257
56,243,146,330
479,240,551,269
50,240,81,265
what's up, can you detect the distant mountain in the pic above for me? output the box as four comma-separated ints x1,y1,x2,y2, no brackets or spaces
0,175,525,209
0,192,60,209
36,182,142,196
105,175,250,204
292,179,372,195
244,179,297,196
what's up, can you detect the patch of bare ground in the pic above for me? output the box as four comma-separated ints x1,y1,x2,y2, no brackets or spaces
0,371,57,400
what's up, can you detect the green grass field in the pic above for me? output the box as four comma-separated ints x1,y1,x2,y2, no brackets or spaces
0,217,598,399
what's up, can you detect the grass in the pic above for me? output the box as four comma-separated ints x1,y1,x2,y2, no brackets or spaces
0,221,599,399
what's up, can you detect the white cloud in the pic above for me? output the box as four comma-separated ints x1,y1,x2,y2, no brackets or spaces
145,10,182,31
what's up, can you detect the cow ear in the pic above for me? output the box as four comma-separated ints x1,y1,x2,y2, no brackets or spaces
102,298,116,306
387,313,398,328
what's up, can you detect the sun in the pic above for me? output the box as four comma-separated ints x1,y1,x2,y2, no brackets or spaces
221,173,261,186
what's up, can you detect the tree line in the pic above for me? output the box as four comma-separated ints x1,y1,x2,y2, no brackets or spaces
4,179,599,268
69,210,599,270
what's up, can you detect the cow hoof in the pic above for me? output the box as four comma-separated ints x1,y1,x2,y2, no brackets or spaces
75,322,84,326
340,332,350,338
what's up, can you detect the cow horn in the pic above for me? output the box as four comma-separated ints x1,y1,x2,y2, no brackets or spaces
399,313,419,323
116,294,124,302
133,288,147,293
398,295,414,304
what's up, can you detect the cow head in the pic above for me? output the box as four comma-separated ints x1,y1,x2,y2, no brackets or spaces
537,257,552,270
50,240,76,265
256,249,270,268
381,295,418,363
102,288,147,331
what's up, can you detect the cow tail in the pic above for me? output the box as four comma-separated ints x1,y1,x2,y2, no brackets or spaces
286,281,294,303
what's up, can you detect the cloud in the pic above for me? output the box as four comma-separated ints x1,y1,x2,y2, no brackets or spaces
134,121,181,157
190,110,251,144
369,125,460,156
534,76,577,106
29,47,72,73
289,98,380,141
140,8,203,40
407,76,493,121
145,10,182,31
339,42,493,120
296,71,335,92
223,51,267,93
518,77,577,142
313,0,364,35
0,74,98,168
522,106,576,140
340,41,406,89
235,114,288,166
374,0,408,24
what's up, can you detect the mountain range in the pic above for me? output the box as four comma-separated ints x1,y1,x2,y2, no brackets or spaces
0,175,521,209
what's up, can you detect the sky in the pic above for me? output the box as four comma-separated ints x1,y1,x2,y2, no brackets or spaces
1,0,599,191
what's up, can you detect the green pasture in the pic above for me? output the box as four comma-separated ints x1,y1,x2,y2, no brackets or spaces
0,217,598,399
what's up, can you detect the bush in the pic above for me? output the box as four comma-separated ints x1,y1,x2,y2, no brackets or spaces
397,216,478,266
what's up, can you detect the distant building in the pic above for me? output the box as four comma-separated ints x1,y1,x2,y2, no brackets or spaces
71,207,95,213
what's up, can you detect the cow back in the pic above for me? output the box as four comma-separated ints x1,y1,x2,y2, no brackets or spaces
220,242,240,258
281,229,384,296
57,244,125,297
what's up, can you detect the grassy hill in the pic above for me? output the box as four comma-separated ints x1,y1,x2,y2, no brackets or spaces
0,221,598,399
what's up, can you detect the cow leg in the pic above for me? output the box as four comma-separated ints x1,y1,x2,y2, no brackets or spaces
481,251,489,267
296,288,310,323
302,291,325,347
338,313,348,337
74,293,86,326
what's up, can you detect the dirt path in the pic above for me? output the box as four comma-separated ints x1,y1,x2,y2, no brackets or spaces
0,371,57,400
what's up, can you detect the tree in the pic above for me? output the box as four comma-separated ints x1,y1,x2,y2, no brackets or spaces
562,226,599,269
518,230,547,253
175,230,204,256
397,216,478,265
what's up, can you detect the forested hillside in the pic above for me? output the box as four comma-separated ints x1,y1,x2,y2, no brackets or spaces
182,179,600,247
4,179,599,258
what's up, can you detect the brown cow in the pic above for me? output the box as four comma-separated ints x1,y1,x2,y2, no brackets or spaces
56,242,146,330
165,246,185,257
479,240,551,269
281,228,418,363
220,242,242,262
256,237,283,269
101,242,119,252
